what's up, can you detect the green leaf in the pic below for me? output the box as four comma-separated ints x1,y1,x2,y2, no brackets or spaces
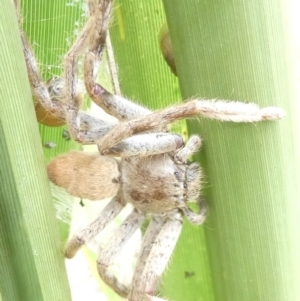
163,0,300,301
3,1,299,301
19,0,89,244
109,1,213,300
0,1,72,300
20,0,83,161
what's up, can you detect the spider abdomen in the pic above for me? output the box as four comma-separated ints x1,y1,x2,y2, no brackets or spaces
47,151,120,200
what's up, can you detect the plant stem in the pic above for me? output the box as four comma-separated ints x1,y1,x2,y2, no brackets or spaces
109,1,214,300
0,1,72,300
163,0,300,300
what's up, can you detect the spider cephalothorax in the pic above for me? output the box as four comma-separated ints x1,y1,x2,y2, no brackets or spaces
16,0,285,300
119,136,203,214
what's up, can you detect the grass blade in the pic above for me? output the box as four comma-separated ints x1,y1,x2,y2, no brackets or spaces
163,0,300,300
0,1,72,300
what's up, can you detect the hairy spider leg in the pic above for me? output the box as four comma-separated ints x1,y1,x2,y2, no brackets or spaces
104,133,184,157
83,1,152,122
129,211,183,301
174,135,202,163
20,34,64,117
97,209,145,297
90,84,152,121
182,197,208,225
64,196,124,258
14,0,64,120
15,0,113,132
63,0,111,139
99,129,202,159
62,0,153,143
96,99,286,154
129,216,167,301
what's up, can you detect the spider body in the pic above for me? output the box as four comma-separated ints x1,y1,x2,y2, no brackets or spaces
123,156,182,213
47,151,120,200
121,154,201,214
48,133,202,216
16,0,285,300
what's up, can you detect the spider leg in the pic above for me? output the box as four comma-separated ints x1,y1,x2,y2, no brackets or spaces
20,33,65,118
45,76,117,133
14,0,65,121
43,77,118,142
97,99,286,154
97,209,145,297
101,130,202,160
15,0,110,131
64,0,139,143
63,0,107,140
174,135,202,163
89,82,152,121
84,2,152,121
43,76,117,135
64,195,124,259
182,197,208,225
129,216,167,301
103,133,184,157
129,211,183,301
79,122,117,143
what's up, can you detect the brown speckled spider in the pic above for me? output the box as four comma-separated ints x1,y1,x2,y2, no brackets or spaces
16,0,285,300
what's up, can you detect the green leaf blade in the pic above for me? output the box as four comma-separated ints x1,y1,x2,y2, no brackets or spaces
109,1,213,300
163,0,300,301
1,1,75,300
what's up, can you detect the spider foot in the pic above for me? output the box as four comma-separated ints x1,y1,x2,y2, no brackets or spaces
260,107,286,120
64,236,84,259
96,262,129,297
182,197,208,225
174,135,202,164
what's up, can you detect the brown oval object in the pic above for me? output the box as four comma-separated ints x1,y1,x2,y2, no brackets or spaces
34,101,66,127
34,77,83,127
47,151,120,200
159,23,177,76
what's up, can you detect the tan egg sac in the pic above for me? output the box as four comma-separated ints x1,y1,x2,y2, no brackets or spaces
34,77,84,127
34,102,65,127
47,151,120,200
